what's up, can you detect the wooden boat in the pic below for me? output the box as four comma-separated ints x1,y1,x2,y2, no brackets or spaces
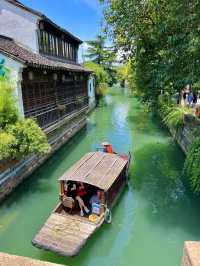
32,150,131,257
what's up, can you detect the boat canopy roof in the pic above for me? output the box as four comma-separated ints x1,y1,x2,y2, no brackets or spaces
59,152,128,191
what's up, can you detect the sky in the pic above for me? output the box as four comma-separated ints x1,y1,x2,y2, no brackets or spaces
20,0,103,61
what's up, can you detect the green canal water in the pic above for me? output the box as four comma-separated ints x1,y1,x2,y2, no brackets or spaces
1,87,200,266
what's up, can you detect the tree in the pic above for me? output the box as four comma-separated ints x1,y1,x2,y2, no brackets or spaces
102,47,117,86
116,59,136,91
84,61,109,97
85,34,107,65
101,0,200,104
117,64,128,87
101,0,200,197
84,62,109,85
85,34,117,85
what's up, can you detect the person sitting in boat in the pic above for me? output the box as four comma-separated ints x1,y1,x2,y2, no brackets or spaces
64,181,89,217
64,181,77,198
89,190,101,215
76,182,90,217
102,142,114,154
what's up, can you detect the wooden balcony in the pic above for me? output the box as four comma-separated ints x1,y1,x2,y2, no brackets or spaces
24,96,88,129
37,29,78,63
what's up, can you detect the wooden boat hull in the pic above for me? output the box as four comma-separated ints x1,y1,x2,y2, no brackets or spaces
32,151,131,257
32,205,104,257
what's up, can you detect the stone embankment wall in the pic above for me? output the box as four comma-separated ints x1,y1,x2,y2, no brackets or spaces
168,115,200,155
169,117,200,266
0,111,87,202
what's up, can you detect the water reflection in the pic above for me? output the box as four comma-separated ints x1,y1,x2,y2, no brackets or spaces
130,140,200,238
132,142,185,212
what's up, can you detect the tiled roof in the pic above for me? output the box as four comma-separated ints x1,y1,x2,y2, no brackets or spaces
0,36,91,73
6,0,82,44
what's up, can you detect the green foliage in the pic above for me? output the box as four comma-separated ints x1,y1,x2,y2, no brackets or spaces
85,35,107,65
116,59,136,92
85,34,116,66
116,64,128,87
85,34,116,85
0,132,16,160
0,81,19,129
0,79,50,161
0,58,11,80
0,118,50,161
7,119,50,159
96,83,108,97
84,61,109,96
84,61,109,84
158,103,171,119
193,80,200,91
163,106,193,128
102,0,200,197
102,0,200,103
117,64,128,82
184,137,200,194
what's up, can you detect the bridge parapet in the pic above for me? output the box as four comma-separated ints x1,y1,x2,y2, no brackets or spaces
182,242,200,266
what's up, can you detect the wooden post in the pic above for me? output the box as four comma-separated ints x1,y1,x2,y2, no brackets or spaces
60,181,64,201
100,191,105,214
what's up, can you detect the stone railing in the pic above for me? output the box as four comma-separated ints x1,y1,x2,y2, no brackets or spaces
0,251,65,266
182,242,200,266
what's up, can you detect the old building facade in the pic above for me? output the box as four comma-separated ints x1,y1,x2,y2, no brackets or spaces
0,0,94,131
0,0,95,201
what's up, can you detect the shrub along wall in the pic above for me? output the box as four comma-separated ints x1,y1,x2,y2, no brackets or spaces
0,113,87,202
165,113,200,195
168,115,200,155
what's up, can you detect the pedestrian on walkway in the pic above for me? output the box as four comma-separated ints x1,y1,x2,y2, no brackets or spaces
188,92,193,107
193,91,197,105
183,90,187,106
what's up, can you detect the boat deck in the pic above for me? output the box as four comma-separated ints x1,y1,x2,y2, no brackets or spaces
32,210,104,257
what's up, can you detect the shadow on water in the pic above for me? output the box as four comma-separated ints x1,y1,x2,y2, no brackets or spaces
130,140,200,238
127,101,167,137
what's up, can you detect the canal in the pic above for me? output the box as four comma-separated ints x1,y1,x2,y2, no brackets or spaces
1,87,200,266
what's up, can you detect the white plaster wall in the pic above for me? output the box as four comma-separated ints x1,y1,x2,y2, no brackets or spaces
0,53,25,117
88,75,96,107
0,0,39,52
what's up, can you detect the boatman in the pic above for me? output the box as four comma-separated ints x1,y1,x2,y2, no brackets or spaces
102,142,114,154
